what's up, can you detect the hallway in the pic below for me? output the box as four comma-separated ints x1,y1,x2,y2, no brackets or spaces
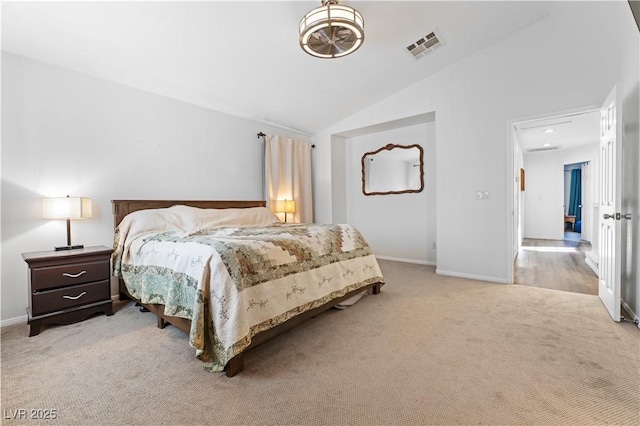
515,237,598,295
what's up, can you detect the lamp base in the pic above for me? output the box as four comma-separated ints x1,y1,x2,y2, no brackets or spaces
54,244,84,251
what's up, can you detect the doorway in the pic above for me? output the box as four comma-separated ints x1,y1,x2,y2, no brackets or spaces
510,108,600,295
563,161,590,242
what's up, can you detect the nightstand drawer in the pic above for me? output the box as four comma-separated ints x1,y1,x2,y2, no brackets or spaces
32,280,110,316
23,245,114,336
31,259,110,291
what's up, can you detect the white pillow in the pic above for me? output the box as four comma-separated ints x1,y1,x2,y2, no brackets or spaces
114,207,188,253
167,205,280,232
115,205,280,252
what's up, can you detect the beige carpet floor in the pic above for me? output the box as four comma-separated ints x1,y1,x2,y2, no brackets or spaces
1,260,639,425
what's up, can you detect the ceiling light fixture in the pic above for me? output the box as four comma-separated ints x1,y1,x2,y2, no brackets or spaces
543,129,555,133
299,0,364,59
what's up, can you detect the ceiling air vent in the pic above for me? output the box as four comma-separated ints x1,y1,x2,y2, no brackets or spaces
527,146,561,153
407,31,443,60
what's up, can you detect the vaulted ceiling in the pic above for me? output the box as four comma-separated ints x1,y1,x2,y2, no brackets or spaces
2,1,589,135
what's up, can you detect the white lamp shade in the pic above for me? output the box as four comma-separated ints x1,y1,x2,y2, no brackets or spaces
43,197,92,219
274,199,296,214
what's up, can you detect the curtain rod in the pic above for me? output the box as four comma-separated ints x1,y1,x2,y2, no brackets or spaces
257,132,315,148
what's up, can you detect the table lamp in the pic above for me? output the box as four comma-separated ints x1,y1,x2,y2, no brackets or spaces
275,199,296,223
43,196,92,250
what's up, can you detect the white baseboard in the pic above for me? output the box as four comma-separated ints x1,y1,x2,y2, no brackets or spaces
1,315,27,328
585,252,599,276
436,269,509,284
375,255,435,266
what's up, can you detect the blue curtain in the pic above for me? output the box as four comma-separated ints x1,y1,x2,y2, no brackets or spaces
568,169,581,221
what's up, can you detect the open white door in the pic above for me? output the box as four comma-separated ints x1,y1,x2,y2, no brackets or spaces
598,86,622,322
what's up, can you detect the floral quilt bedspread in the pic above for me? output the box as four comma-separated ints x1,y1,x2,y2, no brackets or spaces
113,222,384,372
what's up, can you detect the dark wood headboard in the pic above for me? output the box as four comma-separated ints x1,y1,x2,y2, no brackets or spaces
111,200,267,228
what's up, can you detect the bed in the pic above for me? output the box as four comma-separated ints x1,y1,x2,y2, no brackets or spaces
112,200,384,376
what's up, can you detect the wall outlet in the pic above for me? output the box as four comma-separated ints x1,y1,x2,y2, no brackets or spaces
476,190,491,200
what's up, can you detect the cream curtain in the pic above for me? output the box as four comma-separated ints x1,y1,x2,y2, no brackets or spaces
265,134,313,223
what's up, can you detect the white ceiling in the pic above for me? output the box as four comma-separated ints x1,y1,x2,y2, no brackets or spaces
515,110,601,154
2,1,588,135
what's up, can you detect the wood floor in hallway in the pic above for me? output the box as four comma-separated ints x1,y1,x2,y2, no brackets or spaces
515,237,598,295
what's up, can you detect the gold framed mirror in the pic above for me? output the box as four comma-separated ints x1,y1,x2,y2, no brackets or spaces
361,143,424,196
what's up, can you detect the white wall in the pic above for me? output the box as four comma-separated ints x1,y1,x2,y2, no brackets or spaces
312,2,639,287
523,143,598,240
344,122,436,264
0,52,309,323
513,137,525,255
330,136,347,224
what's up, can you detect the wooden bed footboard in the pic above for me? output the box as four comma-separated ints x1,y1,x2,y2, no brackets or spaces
112,199,383,377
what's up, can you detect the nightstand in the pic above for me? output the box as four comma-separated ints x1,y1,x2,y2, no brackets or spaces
22,245,114,336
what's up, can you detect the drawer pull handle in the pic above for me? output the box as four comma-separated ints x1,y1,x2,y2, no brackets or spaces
62,292,87,300
63,271,87,278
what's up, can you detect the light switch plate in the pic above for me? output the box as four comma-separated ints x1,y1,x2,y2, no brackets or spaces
476,190,491,200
